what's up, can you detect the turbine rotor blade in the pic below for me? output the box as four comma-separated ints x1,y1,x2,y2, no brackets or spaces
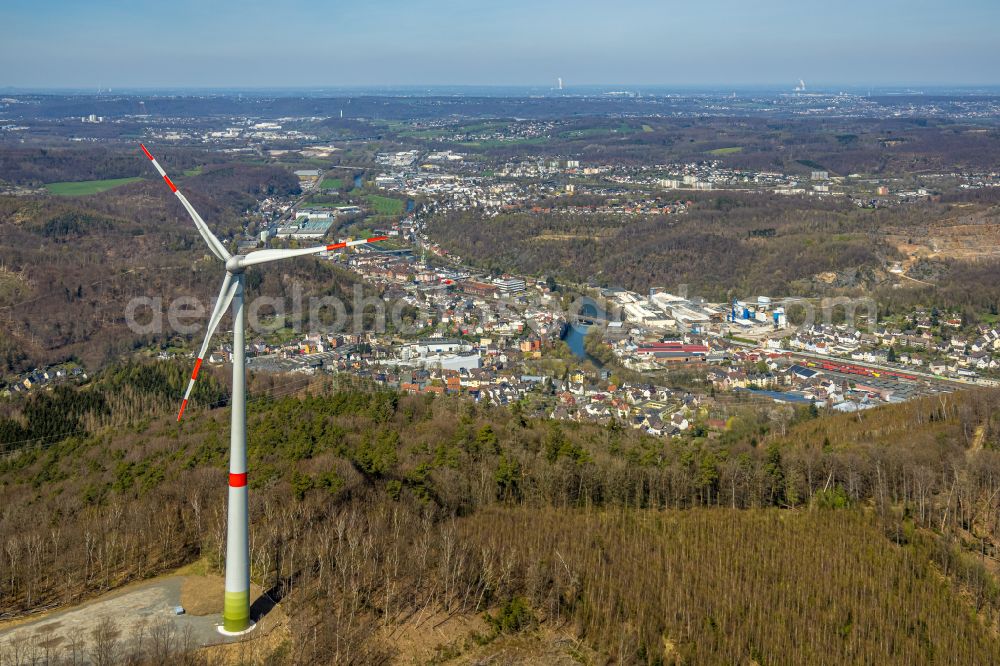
178,273,239,420
140,144,231,262
237,236,388,269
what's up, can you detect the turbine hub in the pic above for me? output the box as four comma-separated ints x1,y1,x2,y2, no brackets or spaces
226,256,246,274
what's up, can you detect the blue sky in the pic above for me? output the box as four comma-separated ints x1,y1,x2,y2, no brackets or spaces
2,0,998,88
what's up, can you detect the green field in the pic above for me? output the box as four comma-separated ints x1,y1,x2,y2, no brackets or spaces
364,194,405,215
320,177,344,190
182,166,203,177
44,177,143,196
708,146,743,155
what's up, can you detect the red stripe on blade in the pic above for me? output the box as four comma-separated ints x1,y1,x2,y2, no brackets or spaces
140,143,154,160
163,175,178,192
326,242,347,250
177,398,188,421
229,472,247,487
191,357,203,380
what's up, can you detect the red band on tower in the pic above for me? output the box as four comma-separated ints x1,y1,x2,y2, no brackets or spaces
229,472,247,487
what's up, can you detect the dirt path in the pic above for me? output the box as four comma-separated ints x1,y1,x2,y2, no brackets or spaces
971,424,987,454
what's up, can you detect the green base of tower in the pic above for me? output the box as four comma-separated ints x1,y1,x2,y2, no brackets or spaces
223,590,251,633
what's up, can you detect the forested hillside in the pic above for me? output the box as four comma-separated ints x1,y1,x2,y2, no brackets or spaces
431,193,893,298
2,362,1000,663
431,190,1000,308
0,146,203,187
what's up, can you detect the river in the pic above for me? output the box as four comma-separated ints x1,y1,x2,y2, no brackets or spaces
562,323,604,367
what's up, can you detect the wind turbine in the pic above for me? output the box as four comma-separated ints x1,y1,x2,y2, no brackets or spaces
140,144,386,634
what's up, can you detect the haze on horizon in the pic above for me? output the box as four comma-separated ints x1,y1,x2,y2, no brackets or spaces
2,0,998,89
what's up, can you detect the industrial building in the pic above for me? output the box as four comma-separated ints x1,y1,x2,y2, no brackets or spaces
728,296,788,329
395,339,481,373
275,216,334,239
293,169,321,186
294,208,336,220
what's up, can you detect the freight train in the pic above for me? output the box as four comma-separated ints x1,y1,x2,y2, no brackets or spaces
803,359,918,382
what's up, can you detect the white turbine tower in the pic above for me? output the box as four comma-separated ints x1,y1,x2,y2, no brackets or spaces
140,144,386,634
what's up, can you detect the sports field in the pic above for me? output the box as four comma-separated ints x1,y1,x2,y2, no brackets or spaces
364,194,404,215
